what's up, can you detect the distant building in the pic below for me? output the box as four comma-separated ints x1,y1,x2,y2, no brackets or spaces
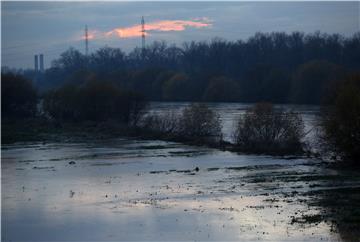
34,55,38,71
39,54,44,72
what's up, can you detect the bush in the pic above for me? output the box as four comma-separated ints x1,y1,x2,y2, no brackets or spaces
178,103,222,143
320,74,360,163
141,111,180,137
1,73,38,119
43,80,147,126
141,103,222,143
233,103,305,154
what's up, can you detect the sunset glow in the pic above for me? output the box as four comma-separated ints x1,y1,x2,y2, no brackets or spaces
79,30,98,40
106,19,212,38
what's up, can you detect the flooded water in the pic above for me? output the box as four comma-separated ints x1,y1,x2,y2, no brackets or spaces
148,102,320,142
2,103,359,241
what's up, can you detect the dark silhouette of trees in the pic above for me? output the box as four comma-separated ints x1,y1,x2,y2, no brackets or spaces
203,76,241,102
89,47,126,74
319,74,360,164
290,60,346,104
52,47,87,72
241,64,291,103
162,73,190,101
43,84,80,122
1,73,38,119
343,33,360,68
43,85,79,121
233,103,305,154
262,68,291,103
130,68,167,100
43,80,147,126
8,31,360,104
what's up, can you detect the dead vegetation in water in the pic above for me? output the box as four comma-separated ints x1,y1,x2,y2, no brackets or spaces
141,103,223,145
232,103,305,155
33,166,55,170
149,167,200,175
290,214,323,225
3,103,312,159
288,187,360,240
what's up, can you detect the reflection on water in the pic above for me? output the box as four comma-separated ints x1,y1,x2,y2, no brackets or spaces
3,136,357,241
3,103,359,241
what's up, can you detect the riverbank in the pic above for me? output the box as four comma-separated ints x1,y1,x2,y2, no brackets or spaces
1,119,136,144
2,118,311,157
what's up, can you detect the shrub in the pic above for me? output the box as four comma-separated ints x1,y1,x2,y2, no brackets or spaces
233,103,305,154
1,73,38,119
320,74,360,163
141,103,222,143
178,103,222,143
141,111,180,137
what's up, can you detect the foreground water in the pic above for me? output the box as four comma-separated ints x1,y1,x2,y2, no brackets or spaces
2,103,359,241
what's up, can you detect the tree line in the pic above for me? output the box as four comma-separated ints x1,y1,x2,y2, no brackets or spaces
2,71,360,164
5,31,359,104
2,31,360,163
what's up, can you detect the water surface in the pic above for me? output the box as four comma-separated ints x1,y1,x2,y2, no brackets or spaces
2,103,358,241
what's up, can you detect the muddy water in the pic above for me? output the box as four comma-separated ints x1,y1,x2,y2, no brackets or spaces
3,138,356,241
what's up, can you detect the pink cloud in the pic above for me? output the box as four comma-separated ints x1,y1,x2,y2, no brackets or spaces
78,30,99,41
106,19,212,38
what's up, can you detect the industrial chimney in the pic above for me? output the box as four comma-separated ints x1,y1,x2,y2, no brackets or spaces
39,54,44,72
34,55,39,71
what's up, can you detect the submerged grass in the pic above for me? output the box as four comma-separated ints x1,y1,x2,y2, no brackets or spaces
291,214,323,224
296,187,360,240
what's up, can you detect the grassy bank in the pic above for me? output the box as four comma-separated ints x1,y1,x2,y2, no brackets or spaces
1,119,138,144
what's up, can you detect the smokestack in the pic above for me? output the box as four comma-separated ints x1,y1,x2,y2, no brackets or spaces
34,55,39,71
39,54,44,72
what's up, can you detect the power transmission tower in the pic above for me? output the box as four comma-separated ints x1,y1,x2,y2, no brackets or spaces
85,25,89,56
141,16,145,54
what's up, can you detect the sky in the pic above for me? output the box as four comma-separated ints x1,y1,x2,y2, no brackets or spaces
1,1,359,69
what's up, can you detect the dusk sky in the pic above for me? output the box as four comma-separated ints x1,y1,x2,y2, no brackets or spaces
2,1,359,69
